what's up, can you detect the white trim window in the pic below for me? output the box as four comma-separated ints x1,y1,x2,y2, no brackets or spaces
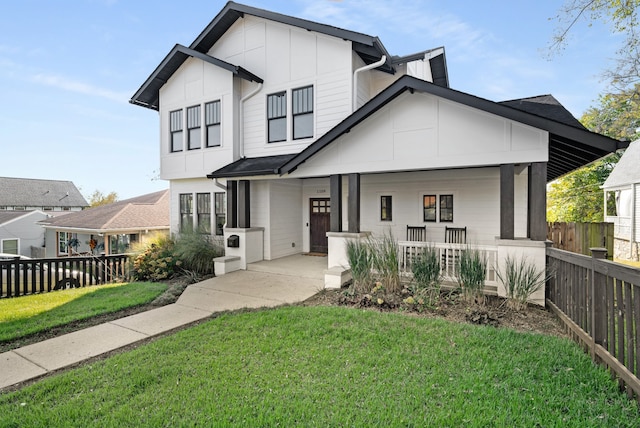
267,91,287,143
197,193,211,234
380,195,392,222
179,193,193,233
423,194,454,223
187,105,201,150
170,109,183,152
205,100,221,147
292,85,313,140
1,238,18,255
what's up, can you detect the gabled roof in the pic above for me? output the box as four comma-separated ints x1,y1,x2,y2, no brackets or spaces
0,210,46,226
130,44,263,110
276,75,627,182
603,140,640,189
391,47,449,88
40,190,169,233
0,177,88,208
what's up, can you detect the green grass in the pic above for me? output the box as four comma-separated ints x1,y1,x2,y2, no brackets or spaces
615,259,640,269
0,282,167,343
0,306,637,427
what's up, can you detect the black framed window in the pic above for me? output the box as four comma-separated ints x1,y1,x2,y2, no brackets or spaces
292,85,313,139
381,196,392,221
423,195,436,222
205,100,221,147
440,195,454,222
170,109,183,152
197,193,211,234
187,105,201,150
179,193,193,233
214,192,226,236
267,91,286,143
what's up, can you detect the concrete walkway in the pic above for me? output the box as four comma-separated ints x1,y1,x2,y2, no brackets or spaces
0,265,323,391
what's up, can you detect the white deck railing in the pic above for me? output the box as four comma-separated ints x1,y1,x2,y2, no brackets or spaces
397,241,498,285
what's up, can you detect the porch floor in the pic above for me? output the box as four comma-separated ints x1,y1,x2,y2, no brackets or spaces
248,253,327,281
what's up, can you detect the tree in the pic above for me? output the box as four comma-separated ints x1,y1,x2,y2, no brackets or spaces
88,190,118,207
551,0,640,88
581,83,640,140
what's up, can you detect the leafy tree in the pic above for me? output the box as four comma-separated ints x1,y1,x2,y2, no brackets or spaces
581,83,640,140
88,190,118,207
550,0,640,87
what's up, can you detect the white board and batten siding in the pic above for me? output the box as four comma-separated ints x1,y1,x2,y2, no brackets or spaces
209,15,355,159
289,91,548,178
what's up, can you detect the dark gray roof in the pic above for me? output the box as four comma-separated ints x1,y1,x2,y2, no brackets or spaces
278,75,627,182
391,47,449,88
40,190,169,232
499,95,586,130
0,177,88,208
207,154,297,179
130,44,263,110
603,140,640,188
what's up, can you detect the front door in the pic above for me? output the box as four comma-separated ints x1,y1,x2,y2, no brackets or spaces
310,198,331,253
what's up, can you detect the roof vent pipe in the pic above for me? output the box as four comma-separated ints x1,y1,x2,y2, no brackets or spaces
353,55,386,111
239,82,263,159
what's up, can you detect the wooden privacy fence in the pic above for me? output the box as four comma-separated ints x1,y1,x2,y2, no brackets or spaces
546,247,640,401
547,222,613,260
0,254,130,299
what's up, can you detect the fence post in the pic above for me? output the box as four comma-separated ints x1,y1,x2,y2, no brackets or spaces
590,247,607,360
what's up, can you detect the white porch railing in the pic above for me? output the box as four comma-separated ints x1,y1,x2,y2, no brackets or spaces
397,241,498,285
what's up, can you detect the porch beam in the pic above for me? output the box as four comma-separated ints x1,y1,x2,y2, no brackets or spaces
226,180,238,228
500,164,515,240
528,162,547,241
330,174,342,232
238,180,251,228
348,173,360,233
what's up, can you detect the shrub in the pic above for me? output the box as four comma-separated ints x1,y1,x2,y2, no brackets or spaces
345,238,372,293
131,233,180,281
496,255,549,311
369,230,401,293
173,231,224,276
410,245,442,305
457,247,487,304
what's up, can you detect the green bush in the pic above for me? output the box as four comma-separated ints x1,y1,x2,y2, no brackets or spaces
496,255,549,311
369,230,400,293
131,233,180,281
457,247,487,304
173,231,224,276
345,238,372,293
410,246,442,305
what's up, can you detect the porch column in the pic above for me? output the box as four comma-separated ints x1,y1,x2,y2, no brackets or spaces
528,162,547,241
500,164,514,240
330,174,342,232
238,180,251,228
226,180,238,228
348,173,360,233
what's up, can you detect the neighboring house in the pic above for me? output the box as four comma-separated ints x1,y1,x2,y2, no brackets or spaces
130,2,626,303
40,190,169,257
0,210,50,257
603,140,640,261
0,177,88,214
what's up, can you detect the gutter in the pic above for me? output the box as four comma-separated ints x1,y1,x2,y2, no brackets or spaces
239,82,263,159
353,55,386,112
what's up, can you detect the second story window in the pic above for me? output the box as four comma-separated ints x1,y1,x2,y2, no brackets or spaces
187,105,201,150
293,86,313,139
205,100,221,147
267,91,286,143
170,109,183,152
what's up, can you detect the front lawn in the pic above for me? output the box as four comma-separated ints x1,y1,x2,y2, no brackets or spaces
0,306,637,426
0,282,167,345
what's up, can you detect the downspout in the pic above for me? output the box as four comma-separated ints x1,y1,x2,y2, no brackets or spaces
239,82,263,159
353,55,386,112
631,183,637,259
213,178,226,192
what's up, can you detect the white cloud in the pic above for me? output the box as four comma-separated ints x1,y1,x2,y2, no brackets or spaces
30,73,129,103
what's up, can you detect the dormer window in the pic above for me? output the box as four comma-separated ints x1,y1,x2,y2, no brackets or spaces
293,85,313,140
170,109,183,152
267,92,287,143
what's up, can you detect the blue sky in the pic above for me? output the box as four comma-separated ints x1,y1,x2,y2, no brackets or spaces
0,0,620,200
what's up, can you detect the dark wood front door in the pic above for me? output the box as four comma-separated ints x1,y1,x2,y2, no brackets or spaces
310,198,331,253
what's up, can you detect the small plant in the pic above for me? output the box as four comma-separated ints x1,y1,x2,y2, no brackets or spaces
457,247,487,304
369,230,400,293
496,255,550,311
173,231,224,276
410,246,442,305
131,233,179,281
346,238,372,293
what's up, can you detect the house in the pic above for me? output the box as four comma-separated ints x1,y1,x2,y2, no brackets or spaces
130,1,626,304
0,177,88,214
40,190,169,257
603,140,640,261
0,210,50,257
